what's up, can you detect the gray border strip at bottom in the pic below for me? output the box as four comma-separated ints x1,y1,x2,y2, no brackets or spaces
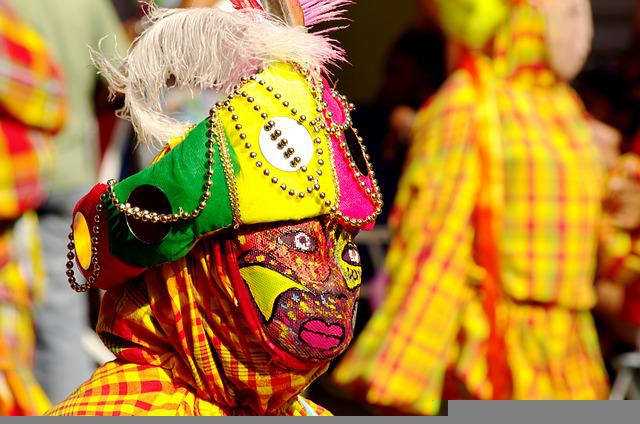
450,400,640,424
5,401,640,422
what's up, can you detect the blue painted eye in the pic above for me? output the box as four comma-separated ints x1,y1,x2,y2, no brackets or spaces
279,230,318,253
341,243,360,266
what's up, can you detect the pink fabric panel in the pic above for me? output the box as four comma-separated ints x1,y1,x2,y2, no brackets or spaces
322,82,376,230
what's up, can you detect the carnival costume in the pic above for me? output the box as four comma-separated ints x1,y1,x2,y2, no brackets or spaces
47,0,381,416
333,0,608,414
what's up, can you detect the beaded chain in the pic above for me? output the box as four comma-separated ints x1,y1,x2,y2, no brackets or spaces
104,112,221,224
215,68,333,208
65,114,222,292
65,201,104,293
214,64,382,226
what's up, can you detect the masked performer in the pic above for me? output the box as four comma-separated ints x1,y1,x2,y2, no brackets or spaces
47,0,381,416
333,0,608,414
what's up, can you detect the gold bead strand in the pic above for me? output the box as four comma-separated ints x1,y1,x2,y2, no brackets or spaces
65,201,104,293
105,114,217,223
215,112,242,229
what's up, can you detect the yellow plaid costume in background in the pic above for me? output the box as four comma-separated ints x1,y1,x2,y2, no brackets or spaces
0,0,66,415
0,1,63,220
0,216,50,415
47,240,331,416
333,4,608,414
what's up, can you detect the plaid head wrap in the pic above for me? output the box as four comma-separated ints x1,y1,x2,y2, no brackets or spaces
48,237,332,415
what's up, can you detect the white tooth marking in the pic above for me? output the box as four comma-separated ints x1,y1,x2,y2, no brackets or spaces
259,117,314,172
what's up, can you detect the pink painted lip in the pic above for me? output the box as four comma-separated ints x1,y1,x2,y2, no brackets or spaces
300,320,344,350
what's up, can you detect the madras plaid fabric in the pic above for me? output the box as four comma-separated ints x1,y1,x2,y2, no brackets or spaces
0,213,50,415
0,121,54,221
494,6,603,307
48,239,331,416
445,298,608,400
0,0,65,220
46,361,329,416
332,4,607,414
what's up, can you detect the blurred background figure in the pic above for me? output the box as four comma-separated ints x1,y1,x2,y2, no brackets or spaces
6,0,129,404
0,0,66,415
331,0,611,413
301,5,448,412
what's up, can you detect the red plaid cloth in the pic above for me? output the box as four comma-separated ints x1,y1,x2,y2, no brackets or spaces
47,239,331,416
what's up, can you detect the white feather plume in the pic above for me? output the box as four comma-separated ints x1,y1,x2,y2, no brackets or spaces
91,4,345,147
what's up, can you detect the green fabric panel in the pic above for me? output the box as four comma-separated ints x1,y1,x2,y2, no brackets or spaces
105,119,235,268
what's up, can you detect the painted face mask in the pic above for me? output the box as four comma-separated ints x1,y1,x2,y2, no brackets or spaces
232,217,360,367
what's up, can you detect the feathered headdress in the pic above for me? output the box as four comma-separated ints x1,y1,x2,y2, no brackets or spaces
230,0,352,28
92,0,352,146
67,0,382,293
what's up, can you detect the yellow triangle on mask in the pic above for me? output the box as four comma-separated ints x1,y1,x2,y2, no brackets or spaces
239,265,305,322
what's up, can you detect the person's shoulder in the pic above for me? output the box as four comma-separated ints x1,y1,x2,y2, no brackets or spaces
45,360,207,416
413,69,478,135
426,69,478,112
